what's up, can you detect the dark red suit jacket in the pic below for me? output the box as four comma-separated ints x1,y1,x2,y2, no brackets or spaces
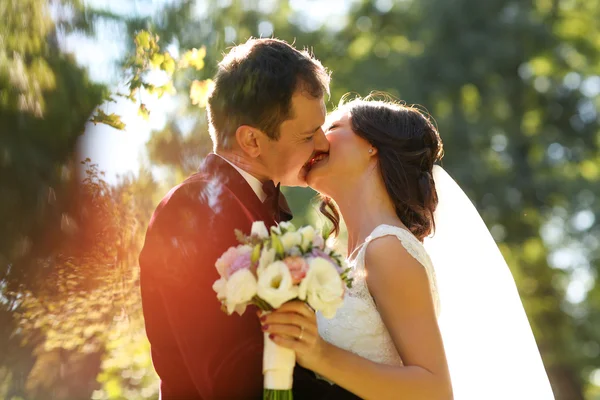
139,154,280,399
139,154,355,399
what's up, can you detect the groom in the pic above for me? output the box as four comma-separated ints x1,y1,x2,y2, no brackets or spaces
139,38,332,399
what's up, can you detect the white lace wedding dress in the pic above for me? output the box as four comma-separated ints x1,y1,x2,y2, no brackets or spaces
317,224,440,369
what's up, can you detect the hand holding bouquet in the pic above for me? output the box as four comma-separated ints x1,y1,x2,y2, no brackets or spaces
212,221,352,399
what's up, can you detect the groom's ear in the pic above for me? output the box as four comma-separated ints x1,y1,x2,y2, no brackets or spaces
235,125,261,158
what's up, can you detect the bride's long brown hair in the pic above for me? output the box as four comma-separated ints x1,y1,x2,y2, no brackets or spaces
320,97,444,242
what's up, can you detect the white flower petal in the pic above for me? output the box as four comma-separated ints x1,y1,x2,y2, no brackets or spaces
280,232,302,251
279,221,296,232
212,277,227,300
299,226,316,250
225,269,257,315
257,261,299,308
251,221,269,239
300,257,345,317
258,247,276,275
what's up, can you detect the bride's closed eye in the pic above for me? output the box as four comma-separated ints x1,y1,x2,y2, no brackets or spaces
324,123,340,133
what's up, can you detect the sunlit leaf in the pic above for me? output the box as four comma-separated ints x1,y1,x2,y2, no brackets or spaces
179,47,207,70
189,79,214,108
138,104,150,120
135,31,151,50
90,110,126,130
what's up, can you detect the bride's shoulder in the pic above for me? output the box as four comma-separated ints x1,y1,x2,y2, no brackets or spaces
362,235,433,301
364,234,429,281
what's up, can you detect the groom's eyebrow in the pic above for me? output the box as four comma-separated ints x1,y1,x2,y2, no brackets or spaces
303,126,322,135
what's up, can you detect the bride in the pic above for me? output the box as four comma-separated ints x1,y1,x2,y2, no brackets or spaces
260,97,555,399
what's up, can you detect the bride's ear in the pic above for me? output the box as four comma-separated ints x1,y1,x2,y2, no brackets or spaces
235,125,261,158
368,146,378,157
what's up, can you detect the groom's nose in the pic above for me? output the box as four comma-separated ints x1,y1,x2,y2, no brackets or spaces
314,128,330,153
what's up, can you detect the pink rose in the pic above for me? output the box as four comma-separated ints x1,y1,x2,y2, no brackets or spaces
283,256,310,285
228,252,252,278
216,247,239,278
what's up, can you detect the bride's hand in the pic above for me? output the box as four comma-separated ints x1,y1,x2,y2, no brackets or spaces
259,300,328,370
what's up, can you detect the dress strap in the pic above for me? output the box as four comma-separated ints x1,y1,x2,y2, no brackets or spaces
347,241,368,263
354,224,441,315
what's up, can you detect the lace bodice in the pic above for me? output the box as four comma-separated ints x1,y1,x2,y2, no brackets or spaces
317,224,440,369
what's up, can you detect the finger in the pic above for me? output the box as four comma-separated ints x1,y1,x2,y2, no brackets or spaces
269,334,309,352
277,301,315,318
263,323,312,341
261,313,317,335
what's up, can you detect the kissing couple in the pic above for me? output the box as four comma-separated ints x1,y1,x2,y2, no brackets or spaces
139,38,555,399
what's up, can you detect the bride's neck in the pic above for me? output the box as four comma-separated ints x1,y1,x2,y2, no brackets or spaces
331,175,399,256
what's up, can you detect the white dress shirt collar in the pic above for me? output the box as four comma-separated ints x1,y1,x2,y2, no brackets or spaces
215,154,267,202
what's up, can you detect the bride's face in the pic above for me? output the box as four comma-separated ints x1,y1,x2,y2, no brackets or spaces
306,111,374,196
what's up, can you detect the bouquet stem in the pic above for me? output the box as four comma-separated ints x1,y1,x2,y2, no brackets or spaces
263,389,293,400
263,332,295,399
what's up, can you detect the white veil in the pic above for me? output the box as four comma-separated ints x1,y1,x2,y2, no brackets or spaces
423,166,555,400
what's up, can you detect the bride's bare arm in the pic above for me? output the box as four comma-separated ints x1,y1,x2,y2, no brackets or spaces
263,236,452,400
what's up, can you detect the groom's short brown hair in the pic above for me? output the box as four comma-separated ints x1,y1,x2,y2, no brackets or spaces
207,38,330,149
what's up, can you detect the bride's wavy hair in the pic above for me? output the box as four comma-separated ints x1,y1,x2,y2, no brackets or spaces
320,94,444,241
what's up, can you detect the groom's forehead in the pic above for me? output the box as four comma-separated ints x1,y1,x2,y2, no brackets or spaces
288,95,326,128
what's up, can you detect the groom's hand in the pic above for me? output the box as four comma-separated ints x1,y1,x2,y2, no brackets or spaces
260,301,328,371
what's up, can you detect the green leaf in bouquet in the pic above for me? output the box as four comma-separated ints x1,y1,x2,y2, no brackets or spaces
251,244,262,264
235,229,249,244
252,296,274,312
270,233,285,257
301,243,313,255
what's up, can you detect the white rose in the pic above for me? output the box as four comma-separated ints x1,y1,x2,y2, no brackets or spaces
257,261,299,308
225,269,257,315
272,221,296,236
279,221,296,232
299,257,345,319
258,247,276,275
251,221,269,239
280,231,302,251
212,277,227,300
299,226,316,250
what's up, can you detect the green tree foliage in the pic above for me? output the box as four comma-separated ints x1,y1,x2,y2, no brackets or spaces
0,0,106,289
327,2,599,398
0,1,109,395
133,0,600,398
2,0,599,399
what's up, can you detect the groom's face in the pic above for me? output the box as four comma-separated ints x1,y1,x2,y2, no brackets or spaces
260,92,329,187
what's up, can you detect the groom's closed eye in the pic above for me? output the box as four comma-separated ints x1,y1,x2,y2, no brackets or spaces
302,126,322,141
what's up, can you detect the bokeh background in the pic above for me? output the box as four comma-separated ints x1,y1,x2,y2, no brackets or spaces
1,0,599,399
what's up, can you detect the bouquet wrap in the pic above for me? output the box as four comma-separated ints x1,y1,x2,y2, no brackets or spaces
263,331,296,390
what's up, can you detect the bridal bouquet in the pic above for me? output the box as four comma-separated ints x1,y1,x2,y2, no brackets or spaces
212,221,352,400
